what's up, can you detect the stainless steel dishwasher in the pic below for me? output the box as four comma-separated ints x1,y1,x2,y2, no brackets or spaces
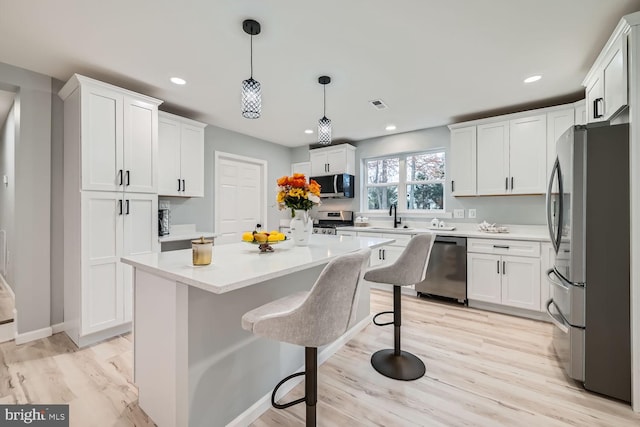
416,235,467,304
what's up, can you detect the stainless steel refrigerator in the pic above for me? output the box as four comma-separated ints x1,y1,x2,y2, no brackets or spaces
545,122,630,402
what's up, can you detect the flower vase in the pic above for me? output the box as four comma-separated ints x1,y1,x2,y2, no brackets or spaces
290,209,312,246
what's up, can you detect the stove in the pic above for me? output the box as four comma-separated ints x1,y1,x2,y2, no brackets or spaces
312,211,354,235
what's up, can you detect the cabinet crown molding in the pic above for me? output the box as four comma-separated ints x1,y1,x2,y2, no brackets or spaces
159,111,207,129
448,101,584,130
58,73,163,106
309,143,356,153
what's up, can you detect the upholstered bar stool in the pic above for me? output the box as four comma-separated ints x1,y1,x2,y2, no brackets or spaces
241,248,370,427
364,233,434,381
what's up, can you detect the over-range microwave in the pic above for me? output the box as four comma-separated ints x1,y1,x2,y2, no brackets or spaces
310,173,355,198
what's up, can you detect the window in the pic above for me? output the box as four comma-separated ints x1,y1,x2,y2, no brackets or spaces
364,151,445,212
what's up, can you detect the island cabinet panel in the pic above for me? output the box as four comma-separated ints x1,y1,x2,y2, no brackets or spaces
158,111,206,197
450,126,477,196
59,74,162,347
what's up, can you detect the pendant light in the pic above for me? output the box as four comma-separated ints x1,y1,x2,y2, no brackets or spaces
318,76,332,145
242,19,261,119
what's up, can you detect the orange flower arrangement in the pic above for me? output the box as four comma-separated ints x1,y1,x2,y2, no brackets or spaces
276,173,321,215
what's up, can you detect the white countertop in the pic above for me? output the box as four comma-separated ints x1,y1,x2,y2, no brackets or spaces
122,234,394,295
338,224,550,242
158,231,217,243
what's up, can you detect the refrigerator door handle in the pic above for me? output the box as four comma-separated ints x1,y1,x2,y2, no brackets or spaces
546,267,584,290
546,299,570,334
546,158,562,253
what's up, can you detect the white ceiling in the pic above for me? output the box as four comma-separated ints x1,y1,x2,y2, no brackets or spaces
1,0,639,147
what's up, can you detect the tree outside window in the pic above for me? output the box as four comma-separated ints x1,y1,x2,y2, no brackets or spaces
364,151,445,212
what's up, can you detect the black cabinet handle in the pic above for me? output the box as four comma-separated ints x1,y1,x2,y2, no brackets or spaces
378,249,381,260
505,177,508,190
511,177,514,190
125,199,130,215
452,180,455,192
178,179,182,191
502,261,506,275
497,260,500,274
493,245,510,249
382,249,386,260
593,98,604,119
118,199,123,215
182,179,186,192
125,170,130,186
118,169,123,186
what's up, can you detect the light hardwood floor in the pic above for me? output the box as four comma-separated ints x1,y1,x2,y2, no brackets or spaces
0,290,638,426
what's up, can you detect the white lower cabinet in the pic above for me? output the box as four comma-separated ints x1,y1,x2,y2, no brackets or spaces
355,231,412,270
467,238,541,311
71,191,158,346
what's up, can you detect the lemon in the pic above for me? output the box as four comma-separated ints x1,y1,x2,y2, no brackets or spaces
254,233,268,243
277,233,286,241
242,232,254,242
270,230,280,235
267,234,279,242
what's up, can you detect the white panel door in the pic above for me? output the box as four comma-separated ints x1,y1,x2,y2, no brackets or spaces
122,193,158,322
509,115,546,194
476,121,509,195
450,126,477,196
123,96,157,193
216,156,264,245
501,255,541,311
180,124,205,197
467,253,501,304
546,109,574,182
158,117,182,196
81,87,123,192
81,191,123,335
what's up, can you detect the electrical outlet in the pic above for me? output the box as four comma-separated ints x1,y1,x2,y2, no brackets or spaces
468,209,477,219
453,209,465,219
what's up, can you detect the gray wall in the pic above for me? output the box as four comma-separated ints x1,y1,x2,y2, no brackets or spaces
0,100,15,288
0,61,52,334
302,126,546,225
161,125,292,232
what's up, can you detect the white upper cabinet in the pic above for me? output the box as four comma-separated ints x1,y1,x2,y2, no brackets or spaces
546,108,575,181
476,121,509,195
509,115,546,194
291,161,311,179
450,126,477,196
309,144,356,176
584,24,628,123
60,75,161,193
158,112,206,197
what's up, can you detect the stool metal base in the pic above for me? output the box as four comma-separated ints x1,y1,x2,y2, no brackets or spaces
371,349,426,381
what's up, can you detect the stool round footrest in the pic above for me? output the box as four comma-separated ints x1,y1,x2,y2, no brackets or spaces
372,310,394,326
271,371,306,409
370,349,426,381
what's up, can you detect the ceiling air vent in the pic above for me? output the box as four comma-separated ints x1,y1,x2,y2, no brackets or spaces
369,99,388,110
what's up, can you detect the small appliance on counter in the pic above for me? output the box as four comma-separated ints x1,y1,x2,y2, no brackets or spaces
159,208,170,236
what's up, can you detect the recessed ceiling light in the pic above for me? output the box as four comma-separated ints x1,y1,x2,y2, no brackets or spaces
170,77,186,85
385,124,397,131
304,129,313,134
524,75,542,83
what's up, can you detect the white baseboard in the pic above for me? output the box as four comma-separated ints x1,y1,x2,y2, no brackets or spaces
468,300,550,322
15,326,52,345
227,314,372,427
51,322,66,334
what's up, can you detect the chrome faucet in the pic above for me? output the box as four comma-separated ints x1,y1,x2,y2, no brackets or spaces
389,203,401,228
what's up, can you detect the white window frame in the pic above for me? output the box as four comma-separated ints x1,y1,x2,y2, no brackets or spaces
362,150,446,214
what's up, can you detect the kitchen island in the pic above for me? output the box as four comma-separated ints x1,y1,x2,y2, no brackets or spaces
121,234,393,427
